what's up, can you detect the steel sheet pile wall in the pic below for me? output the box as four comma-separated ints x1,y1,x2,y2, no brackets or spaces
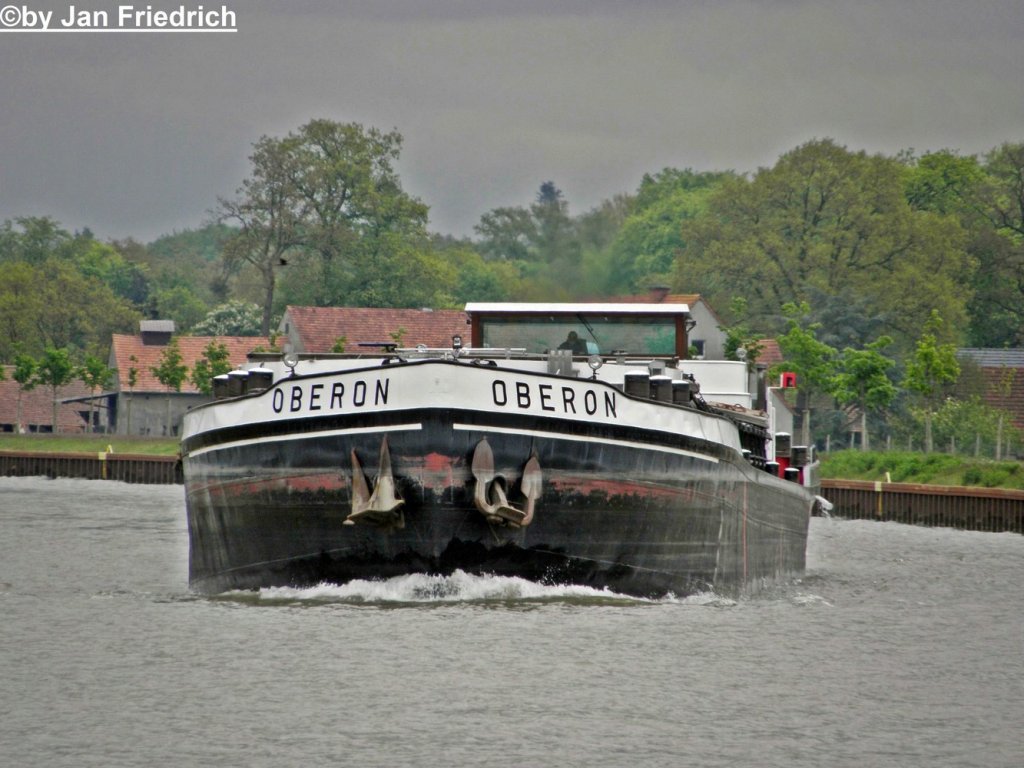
822,479,1024,533
0,452,182,484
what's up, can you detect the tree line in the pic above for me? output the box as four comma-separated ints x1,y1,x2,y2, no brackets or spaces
1,120,1022,450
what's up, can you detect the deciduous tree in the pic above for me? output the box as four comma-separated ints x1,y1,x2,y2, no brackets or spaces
832,336,898,451
772,302,838,447
150,338,188,436
78,355,115,433
676,140,971,350
190,341,232,396
219,120,434,324
965,142,1024,346
902,311,961,452
218,134,304,335
35,347,75,433
192,301,263,336
12,353,36,433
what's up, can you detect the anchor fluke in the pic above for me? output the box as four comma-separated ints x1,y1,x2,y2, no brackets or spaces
519,453,542,526
346,436,405,529
471,438,541,527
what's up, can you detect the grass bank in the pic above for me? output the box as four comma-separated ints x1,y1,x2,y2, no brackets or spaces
821,450,1024,490
0,434,179,456
2,438,1022,490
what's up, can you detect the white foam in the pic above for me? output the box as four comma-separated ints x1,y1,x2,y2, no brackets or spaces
789,593,833,607
250,570,639,604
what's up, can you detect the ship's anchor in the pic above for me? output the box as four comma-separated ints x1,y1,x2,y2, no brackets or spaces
345,436,405,529
471,438,542,527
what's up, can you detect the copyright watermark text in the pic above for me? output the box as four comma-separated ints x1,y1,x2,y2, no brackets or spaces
0,4,238,32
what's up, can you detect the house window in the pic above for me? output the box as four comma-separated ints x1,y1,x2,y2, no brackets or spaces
691,339,705,358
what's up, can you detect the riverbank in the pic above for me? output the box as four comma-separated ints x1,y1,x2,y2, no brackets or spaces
820,450,1024,491
3,438,1021,490
0,434,179,456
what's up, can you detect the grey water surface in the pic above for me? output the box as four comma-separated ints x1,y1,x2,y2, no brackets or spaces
1,477,1021,768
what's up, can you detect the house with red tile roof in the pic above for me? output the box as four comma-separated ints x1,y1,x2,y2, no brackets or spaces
958,348,1024,431
756,338,785,369
279,305,468,354
0,366,94,434
107,321,272,436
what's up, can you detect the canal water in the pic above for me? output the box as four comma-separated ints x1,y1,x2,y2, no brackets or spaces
1,477,1021,767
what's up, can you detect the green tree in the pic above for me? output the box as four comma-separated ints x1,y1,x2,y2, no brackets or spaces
1,218,150,310
192,301,263,336
904,149,984,215
902,311,961,452
36,258,141,357
219,120,433,322
132,223,235,307
0,262,42,359
964,142,1024,346
931,396,1019,457
12,353,37,433
427,237,521,305
832,336,898,451
153,284,208,332
772,302,838,447
992,366,1017,460
0,216,69,265
35,347,76,433
218,133,304,334
676,140,972,350
532,181,581,282
475,206,536,262
719,297,765,367
72,238,150,307
474,182,584,299
290,120,430,306
125,355,139,436
78,355,114,433
607,168,727,293
150,338,188,436
190,341,232,396
576,194,632,296
0,257,139,360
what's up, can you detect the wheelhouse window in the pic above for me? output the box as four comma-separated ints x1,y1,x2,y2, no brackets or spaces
480,315,677,356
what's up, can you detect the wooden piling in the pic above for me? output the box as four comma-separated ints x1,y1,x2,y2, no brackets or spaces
0,451,182,485
821,479,1024,534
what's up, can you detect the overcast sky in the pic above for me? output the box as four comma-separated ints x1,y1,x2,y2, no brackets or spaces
1,0,1022,243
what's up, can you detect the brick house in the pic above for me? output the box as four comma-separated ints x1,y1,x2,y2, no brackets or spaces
0,366,93,433
278,306,469,354
108,321,271,436
957,348,1024,430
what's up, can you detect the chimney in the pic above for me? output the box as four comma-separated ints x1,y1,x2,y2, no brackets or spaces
140,320,175,346
648,285,671,303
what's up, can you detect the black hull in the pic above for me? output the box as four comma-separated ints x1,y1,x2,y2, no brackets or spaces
183,408,813,598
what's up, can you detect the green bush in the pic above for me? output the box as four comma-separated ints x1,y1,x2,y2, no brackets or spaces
820,450,1024,490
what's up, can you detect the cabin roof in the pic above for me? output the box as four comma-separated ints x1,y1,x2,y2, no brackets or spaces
465,302,690,315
